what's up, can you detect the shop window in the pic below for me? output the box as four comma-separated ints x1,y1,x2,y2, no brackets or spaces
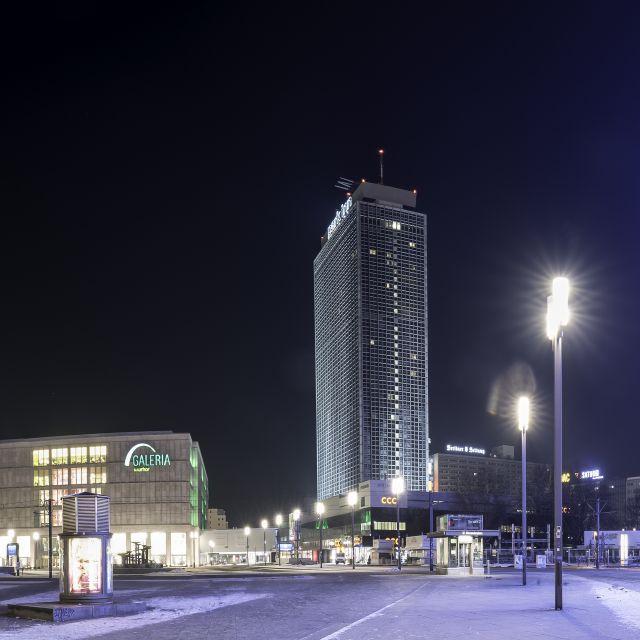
52,468,69,485
89,445,107,463
90,466,106,484
51,448,68,465
33,449,50,467
70,447,87,464
33,469,50,486
70,467,88,485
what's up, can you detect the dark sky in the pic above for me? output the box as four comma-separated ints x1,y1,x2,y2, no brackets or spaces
1,4,639,525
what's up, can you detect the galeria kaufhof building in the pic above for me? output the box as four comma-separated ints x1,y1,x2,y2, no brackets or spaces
0,431,208,568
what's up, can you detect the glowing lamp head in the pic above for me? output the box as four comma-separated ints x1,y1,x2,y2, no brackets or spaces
547,277,570,340
378,148,384,155
391,476,405,496
315,501,325,516
244,526,251,537
208,540,215,548
261,519,268,530
7,529,15,539
275,514,283,527
32,532,40,541
517,396,530,431
293,508,301,521
347,490,358,507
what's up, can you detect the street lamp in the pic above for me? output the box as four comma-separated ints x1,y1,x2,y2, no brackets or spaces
244,526,251,566
547,276,569,610
261,519,269,565
293,509,301,562
275,514,283,566
347,491,358,569
518,395,530,586
315,502,325,568
391,477,405,571
7,529,15,540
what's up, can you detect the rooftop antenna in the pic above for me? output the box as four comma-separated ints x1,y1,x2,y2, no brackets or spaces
378,149,384,184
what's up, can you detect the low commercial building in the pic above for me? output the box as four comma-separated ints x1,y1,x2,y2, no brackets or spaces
199,528,277,565
0,431,208,569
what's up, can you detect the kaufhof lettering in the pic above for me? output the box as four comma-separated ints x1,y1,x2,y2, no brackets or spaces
124,443,171,473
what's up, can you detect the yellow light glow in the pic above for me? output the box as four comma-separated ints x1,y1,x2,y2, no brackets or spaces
517,396,530,431
347,490,358,507
261,519,268,529
275,514,283,527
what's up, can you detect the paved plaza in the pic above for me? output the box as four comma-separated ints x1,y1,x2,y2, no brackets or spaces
2,566,640,639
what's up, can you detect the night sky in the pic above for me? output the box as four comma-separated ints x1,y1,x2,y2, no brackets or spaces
2,4,639,525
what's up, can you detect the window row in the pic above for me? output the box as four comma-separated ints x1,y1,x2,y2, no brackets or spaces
33,445,107,466
33,466,107,486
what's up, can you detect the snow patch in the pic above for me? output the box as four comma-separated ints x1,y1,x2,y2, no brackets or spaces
591,580,640,630
6,591,268,639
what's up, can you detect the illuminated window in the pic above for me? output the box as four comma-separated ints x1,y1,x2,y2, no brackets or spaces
90,466,106,484
39,489,50,504
70,467,88,485
89,445,107,463
52,489,65,505
33,469,49,486
409,242,416,248
52,468,69,485
33,449,49,467
369,248,377,255
93,487,103,495
51,448,68,465
70,447,87,464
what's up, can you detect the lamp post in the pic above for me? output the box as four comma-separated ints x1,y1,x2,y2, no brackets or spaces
518,395,530,586
261,519,268,565
347,491,358,569
392,477,405,571
275,514,283,566
208,540,215,566
293,509,301,562
244,526,251,566
315,502,325,568
547,276,570,610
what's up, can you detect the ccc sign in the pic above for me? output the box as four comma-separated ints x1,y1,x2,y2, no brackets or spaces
381,496,398,505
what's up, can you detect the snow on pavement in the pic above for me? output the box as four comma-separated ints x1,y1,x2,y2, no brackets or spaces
590,579,640,631
4,591,269,639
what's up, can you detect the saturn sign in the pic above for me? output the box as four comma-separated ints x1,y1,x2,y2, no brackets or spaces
124,443,171,473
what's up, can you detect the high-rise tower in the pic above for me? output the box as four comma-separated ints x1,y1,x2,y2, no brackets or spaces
314,181,428,500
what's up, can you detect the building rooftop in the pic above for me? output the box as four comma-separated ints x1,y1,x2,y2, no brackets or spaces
0,430,186,445
351,182,417,208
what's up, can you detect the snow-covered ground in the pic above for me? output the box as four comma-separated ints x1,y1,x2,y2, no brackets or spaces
2,568,640,639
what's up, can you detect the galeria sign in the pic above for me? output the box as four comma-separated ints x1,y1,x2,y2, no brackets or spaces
124,443,171,473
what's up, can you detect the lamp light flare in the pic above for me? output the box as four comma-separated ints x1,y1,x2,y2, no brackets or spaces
518,396,530,431
315,501,325,516
347,490,358,507
244,526,251,536
547,277,570,340
261,519,268,529
391,476,405,495
275,514,283,527
293,508,301,521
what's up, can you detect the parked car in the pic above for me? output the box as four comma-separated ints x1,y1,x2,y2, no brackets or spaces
335,552,346,564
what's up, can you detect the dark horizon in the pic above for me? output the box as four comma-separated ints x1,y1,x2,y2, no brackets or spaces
2,4,640,526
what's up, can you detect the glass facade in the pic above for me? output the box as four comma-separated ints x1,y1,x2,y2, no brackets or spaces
314,185,429,500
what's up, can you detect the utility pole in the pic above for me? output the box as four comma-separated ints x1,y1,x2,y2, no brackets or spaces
48,498,52,579
429,491,434,572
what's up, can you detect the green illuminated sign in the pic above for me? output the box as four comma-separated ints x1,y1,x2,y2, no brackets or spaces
124,443,171,473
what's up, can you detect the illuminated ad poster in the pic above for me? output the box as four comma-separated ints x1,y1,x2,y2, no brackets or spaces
69,538,102,594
